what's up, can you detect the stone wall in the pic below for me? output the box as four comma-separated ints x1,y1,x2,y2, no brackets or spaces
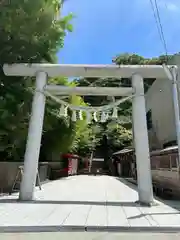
0,162,51,193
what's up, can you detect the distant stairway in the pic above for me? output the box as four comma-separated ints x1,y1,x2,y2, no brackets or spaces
90,160,108,175
78,160,108,175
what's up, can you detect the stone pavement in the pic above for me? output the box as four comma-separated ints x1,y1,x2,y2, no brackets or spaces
1,232,180,240
0,175,180,234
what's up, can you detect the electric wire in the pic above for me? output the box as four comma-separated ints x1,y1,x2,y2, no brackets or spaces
149,0,169,62
154,0,168,59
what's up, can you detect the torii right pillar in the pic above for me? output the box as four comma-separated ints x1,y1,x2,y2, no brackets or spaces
132,73,154,206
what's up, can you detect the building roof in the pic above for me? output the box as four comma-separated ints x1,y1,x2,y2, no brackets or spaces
150,145,178,156
113,148,134,155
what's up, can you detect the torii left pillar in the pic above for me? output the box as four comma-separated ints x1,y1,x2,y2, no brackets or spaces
19,72,47,201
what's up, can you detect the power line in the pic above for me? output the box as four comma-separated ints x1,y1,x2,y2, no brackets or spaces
149,0,168,60
154,0,168,57
149,0,163,43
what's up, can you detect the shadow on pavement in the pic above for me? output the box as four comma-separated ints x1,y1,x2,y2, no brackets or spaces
1,225,180,233
116,177,180,212
0,198,142,207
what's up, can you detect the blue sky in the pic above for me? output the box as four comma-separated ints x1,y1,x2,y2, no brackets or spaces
58,0,180,64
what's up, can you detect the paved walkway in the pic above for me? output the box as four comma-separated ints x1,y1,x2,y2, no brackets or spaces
0,175,180,233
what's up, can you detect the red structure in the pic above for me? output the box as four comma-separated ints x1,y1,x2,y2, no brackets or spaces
49,153,80,180
62,153,79,176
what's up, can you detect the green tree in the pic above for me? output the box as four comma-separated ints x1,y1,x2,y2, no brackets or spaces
0,0,73,160
74,53,177,153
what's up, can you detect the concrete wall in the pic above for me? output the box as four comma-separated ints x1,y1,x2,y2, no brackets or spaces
0,162,49,193
145,78,178,148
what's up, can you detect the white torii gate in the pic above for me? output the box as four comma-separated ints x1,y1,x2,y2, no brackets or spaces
3,64,174,206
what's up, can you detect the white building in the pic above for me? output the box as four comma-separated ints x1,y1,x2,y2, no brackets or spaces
145,77,179,150
145,55,180,150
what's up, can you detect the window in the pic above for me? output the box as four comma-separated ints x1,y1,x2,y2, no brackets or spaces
146,110,152,130
159,156,170,169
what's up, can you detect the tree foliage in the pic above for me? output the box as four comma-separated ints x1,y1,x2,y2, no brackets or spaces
75,53,177,154
112,53,173,65
0,0,74,161
0,0,178,163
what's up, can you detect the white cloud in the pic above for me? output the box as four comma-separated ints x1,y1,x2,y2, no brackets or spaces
136,0,180,13
166,3,179,11
158,0,180,12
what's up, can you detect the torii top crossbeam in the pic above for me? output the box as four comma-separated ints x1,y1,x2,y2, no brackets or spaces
3,63,175,78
